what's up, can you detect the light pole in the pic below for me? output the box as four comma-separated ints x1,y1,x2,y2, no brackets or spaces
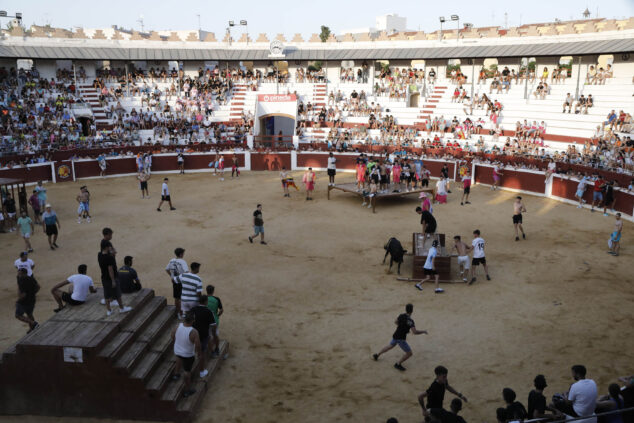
451,15,459,44
439,17,445,42
240,20,248,45
0,10,23,31
228,20,248,45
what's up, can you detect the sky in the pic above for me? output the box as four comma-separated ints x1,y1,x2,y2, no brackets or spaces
2,0,633,37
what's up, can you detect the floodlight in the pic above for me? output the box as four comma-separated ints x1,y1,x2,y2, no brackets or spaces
0,11,7,17
451,15,459,21
228,20,235,26
240,20,247,26
439,17,446,23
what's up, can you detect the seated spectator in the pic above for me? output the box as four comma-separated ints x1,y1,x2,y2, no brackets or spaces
575,95,587,114
551,365,597,423
596,383,625,423
118,255,142,293
418,366,468,421
503,388,528,420
51,264,97,312
528,374,559,419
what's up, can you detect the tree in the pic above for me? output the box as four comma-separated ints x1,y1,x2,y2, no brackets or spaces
319,25,331,43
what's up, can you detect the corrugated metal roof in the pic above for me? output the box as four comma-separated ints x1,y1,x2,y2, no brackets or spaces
1,38,632,60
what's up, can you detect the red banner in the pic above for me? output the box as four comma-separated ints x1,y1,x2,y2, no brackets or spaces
257,94,297,102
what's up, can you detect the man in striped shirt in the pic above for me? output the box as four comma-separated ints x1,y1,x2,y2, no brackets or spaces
175,262,203,314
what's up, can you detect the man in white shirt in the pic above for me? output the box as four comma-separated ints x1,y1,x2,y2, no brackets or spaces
157,177,176,211
575,175,589,208
469,229,491,285
415,240,443,293
166,247,189,318
51,264,97,312
327,152,337,186
14,252,35,276
552,365,597,423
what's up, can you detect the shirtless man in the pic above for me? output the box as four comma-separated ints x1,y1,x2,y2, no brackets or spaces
452,236,471,282
138,172,150,199
513,196,527,241
76,186,91,224
608,213,622,256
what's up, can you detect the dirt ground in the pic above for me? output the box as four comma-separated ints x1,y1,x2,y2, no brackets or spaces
1,171,632,423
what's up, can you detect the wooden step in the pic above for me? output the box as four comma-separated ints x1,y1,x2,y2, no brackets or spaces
114,341,148,372
138,306,176,344
146,356,177,394
130,309,177,381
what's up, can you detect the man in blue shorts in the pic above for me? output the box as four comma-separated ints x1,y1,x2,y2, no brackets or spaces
372,303,427,371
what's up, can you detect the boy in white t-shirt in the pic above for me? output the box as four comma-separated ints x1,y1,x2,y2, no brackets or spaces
469,229,491,285
51,264,97,312
415,240,444,293
157,178,176,211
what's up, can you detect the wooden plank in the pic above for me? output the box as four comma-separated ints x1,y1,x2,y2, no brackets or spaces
146,356,177,392
97,331,135,360
138,306,175,344
114,341,148,372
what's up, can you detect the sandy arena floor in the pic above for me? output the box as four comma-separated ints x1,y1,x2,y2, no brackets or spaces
0,171,632,423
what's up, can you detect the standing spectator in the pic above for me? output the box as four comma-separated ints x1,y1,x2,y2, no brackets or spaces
157,178,176,211
528,374,559,419
303,167,316,201
118,256,142,293
2,193,17,232
608,213,622,257
327,152,337,186
175,262,203,314
418,366,468,419
17,210,35,252
552,365,598,423
41,204,60,250
97,154,107,177
97,243,132,316
14,251,35,276
28,190,41,224
503,388,528,420
590,176,606,212
171,311,202,398
177,152,185,174
15,268,40,333
206,285,223,356
372,303,428,371
248,204,266,245
51,264,97,312
34,181,47,212
191,295,214,377
166,247,188,319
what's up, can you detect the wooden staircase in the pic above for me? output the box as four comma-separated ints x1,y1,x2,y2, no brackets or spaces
0,288,228,422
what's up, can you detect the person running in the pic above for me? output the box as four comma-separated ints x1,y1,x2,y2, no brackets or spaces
416,206,437,239
15,268,40,333
51,264,97,312
98,243,132,316
28,190,41,224
138,172,150,199
248,204,267,245
191,295,214,377
206,284,224,357
492,164,503,190
76,185,91,224
17,210,35,252
303,167,316,201
469,229,491,284
231,155,240,178
608,213,623,256
157,178,176,211
171,311,203,398
415,239,444,293
461,171,472,206
372,303,427,371
327,152,337,186
15,251,35,276
452,236,471,282
280,167,291,198
177,152,185,174
513,196,527,241
41,204,60,250
575,174,590,208
166,248,188,319
418,366,468,420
